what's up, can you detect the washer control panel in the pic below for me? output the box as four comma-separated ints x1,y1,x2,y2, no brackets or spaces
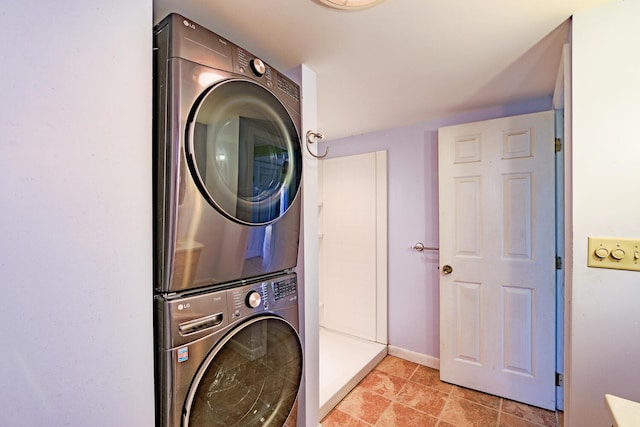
158,273,298,347
227,273,298,320
273,275,297,301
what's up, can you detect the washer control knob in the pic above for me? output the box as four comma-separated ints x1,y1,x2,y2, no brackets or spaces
246,291,262,309
611,248,626,260
250,58,266,77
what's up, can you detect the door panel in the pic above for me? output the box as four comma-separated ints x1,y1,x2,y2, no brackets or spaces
439,111,556,410
503,173,533,259
454,177,482,256
455,280,482,364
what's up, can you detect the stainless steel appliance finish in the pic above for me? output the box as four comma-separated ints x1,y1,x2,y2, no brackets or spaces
153,13,303,293
156,273,302,426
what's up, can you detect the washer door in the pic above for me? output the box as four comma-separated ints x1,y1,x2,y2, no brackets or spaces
186,79,302,226
184,316,303,427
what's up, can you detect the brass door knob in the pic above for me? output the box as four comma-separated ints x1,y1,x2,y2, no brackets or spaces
442,265,453,275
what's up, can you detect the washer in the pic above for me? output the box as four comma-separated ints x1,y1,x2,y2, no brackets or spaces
153,13,303,294
156,272,302,426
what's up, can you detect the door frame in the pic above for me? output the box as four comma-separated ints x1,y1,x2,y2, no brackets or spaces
552,42,571,412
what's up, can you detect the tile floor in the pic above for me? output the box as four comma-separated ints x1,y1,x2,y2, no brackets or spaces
319,327,386,419
321,355,560,427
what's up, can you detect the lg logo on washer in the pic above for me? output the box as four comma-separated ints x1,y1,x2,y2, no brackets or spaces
177,303,191,311
182,19,195,29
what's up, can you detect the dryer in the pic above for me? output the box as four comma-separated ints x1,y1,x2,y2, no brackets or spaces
156,273,302,426
153,14,303,294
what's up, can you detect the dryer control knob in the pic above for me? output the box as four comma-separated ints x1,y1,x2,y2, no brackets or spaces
246,291,262,309
250,58,266,77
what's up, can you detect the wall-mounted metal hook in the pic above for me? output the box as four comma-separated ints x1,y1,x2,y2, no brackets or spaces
305,130,328,159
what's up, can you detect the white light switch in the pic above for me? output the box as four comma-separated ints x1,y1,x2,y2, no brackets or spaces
588,237,640,272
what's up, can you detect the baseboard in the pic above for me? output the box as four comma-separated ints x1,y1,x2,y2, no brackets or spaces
387,345,440,370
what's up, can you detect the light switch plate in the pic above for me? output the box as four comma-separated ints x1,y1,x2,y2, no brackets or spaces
587,237,640,271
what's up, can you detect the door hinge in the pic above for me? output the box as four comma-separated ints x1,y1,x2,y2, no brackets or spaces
556,256,563,270
556,372,564,387
555,138,562,152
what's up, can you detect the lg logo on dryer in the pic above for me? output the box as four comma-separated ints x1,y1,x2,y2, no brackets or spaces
182,19,195,30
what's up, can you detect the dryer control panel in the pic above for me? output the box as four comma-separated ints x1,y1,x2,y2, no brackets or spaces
232,45,301,107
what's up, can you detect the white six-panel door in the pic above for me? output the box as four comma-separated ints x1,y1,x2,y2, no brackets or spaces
438,111,556,410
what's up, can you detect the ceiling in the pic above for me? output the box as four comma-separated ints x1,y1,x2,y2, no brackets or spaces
153,0,614,141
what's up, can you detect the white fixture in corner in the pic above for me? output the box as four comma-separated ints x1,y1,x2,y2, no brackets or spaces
605,394,640,427
317,0,386,10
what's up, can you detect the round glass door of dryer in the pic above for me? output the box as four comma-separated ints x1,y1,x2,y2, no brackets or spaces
186,79,302,225
183,316,303,427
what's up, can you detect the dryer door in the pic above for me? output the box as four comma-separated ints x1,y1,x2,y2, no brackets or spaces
186,79,302,226
184,316,303,427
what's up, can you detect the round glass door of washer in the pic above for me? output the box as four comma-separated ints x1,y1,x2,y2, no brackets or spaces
184,316,303,427
186,79,302,225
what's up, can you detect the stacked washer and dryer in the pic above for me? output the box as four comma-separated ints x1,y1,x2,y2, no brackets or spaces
153,14,304,427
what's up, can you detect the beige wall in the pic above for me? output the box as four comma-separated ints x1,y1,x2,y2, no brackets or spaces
569,1,640,425
0,1,154,424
